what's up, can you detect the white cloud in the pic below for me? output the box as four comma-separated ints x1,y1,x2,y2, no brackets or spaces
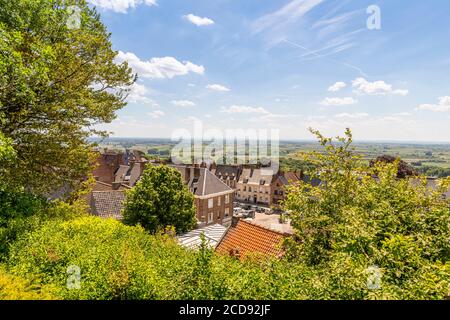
221,105,270,114
334,112,369,119
89,0,157,13
328,81,346,92
148,110,165,119
352,78,409,96
172,100,196,107
127,83,151,103
417,96,450,112
206,84,230,92
116,51,204,79
181,116,201,124
183,14,214,26
252,0,324,33
392,112,412,117
320,97,358,106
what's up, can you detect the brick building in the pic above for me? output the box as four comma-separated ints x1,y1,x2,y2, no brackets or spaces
173,165,235,227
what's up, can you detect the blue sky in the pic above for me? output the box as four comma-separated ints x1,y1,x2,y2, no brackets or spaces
91,0,450,142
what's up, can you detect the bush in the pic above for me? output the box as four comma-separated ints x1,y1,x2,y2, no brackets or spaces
0,189,85,260
5,216,315,300
0,268,54,300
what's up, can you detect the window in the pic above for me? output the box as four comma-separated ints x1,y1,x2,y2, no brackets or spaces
225,194,229,204
218,197,221,206
208,198,214,209
225,208,230,217
208,212,214,223
249,187,252,192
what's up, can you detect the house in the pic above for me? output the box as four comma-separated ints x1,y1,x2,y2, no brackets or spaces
178,224,228,249
211,164,242,189
92,150,125,184
216,219,288,260
235,166,273,205
173,165,235,227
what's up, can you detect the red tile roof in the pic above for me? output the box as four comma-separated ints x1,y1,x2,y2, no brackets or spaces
216,219,288,260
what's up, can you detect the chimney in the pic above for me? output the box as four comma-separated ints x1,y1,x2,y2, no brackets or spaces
231,216,240,227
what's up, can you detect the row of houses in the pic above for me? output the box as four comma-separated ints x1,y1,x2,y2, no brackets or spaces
211,164,307,207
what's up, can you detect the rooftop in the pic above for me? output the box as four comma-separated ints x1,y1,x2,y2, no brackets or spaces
178,224,228,249
216,219,288,260
90,190,126,220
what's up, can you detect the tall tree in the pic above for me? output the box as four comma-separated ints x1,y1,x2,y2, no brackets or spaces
0,0,134,194
123,165,197,234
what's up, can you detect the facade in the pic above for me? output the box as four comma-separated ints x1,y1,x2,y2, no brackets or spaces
271,171,301,207
173,165,235,227
235,167,274,205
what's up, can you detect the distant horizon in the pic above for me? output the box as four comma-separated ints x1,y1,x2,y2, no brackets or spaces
89,136,450,145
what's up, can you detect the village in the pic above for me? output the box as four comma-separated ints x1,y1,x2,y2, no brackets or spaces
87,148,308,259
86,148,450,262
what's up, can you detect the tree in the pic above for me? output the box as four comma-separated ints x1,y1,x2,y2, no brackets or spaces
123,165,197,234
370,154,417,178
283,128,450,299
0,0,134,194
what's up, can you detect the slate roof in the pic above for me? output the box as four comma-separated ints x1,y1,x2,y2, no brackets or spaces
216,220,288,260
115,165,130,183
172,165,233,196
178,224,228,249
191,169,233,196
214,165,242,181
114,162,145,187
90,191,126,220
239,167,274,186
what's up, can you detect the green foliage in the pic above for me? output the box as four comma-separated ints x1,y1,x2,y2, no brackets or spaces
280,156,316,175
0,0,134,194
418,165,450,178
0,188,86,260
123,165,196,234
0,267,55,300
0,133,16,189
283,128,450,299
4,216,313,300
